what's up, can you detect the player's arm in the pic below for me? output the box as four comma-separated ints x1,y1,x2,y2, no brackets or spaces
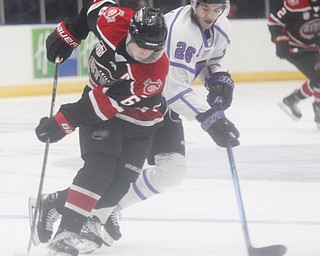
164,41,239,148
46,0,117,63
35,76,166,143
197,48,234,111
267,3,290,58
34,87,123,143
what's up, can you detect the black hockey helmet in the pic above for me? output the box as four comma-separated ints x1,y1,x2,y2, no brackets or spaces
129,7,167,51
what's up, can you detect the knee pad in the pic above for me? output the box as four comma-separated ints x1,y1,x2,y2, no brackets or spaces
73,153,116,195
150,152,187,190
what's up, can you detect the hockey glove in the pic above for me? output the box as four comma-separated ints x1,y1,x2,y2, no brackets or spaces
275,41,290,59
196,107,240,148
46,19,81,63
35,112,76,143
205,71,234,110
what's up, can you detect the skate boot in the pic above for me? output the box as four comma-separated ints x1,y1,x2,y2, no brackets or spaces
77,216,104,253
47,230,81,256
102,206,122,246
278,89,302,120
28,193,60,245
77,207,122,253
313,102,320,130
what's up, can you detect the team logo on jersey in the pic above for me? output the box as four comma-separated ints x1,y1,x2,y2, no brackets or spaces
143,78,162,95
91,129,110,140
103,7,125,23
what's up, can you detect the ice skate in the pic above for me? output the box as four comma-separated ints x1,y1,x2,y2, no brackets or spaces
28,193,60,245
77,207,122,253
77,216,104,253
313,102,320,130
102,206,122,246
278,90,302,120
47,230,82,256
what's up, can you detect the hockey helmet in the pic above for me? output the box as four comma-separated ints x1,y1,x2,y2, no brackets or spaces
194,0,227,4
191,0,229,15
129,7,167,51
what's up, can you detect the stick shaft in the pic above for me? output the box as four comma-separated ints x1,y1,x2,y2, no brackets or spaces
27,57,61,255
226,144,252,251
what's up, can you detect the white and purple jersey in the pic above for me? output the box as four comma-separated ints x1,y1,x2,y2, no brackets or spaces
164,5,232,120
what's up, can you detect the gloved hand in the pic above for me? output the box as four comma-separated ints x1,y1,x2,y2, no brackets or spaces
35,112,76,143
205,71,234,110
275,41,290,59
46,19,81,63
196,107,240,148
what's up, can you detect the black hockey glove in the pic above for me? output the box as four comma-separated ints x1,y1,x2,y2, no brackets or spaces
35,112,76,143
205,71,234,110
196,107,240,148
275,41,290,59
46,19,81,63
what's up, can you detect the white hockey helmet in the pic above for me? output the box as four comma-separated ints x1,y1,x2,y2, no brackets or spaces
191,0,230,17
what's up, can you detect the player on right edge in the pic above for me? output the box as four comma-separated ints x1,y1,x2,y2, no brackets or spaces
268,0,320,129
30,0,240,252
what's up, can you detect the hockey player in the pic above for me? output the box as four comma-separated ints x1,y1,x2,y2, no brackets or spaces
31,3,169,256
29,0,240,252
268,0,320,129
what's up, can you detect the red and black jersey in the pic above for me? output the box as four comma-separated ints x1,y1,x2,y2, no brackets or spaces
60,1,169,127
268,0,320,50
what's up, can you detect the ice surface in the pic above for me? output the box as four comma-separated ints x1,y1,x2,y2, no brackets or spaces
0,81,319,256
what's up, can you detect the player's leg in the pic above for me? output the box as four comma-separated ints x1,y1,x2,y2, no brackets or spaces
279,80,312,120
279,52,318,121
47,152,117,256
47,120,127,256
78,121,157,251
87,110,187,248
312,80,320,129
119,110,187,208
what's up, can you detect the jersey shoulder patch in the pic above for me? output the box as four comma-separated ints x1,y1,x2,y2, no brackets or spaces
97,6,134,48
284,0,311,11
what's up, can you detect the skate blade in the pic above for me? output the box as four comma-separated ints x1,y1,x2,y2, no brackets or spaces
277,102,300,121
28,197,40,246
76,239,100,254
98,225,115,247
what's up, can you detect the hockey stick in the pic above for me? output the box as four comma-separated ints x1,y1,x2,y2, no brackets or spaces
226,141,287,256
25,56,61,256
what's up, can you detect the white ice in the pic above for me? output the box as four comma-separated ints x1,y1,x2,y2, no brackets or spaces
0,81,319,256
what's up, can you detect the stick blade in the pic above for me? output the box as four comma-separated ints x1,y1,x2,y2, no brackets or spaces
249,244,287,256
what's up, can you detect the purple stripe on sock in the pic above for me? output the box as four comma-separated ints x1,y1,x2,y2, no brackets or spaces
132,169,160,200
142,169,160,194
132,183,147,201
